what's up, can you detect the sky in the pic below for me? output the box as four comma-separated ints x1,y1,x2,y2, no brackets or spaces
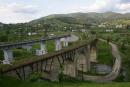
0,0,130,23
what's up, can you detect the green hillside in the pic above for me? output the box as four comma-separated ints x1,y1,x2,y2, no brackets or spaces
29,12,130,25
0,12,130,43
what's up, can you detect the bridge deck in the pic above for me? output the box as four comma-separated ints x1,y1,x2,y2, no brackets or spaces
0,34,70,49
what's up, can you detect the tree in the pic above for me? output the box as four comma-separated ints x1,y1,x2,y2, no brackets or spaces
126,25,130,29
0,35,8,42
43,23,50,37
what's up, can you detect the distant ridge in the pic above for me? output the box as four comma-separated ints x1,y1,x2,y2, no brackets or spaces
0,12,130,25
29,12,130,25
0,22,4,26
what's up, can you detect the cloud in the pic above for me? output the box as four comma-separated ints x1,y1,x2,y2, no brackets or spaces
63,0,111,13
68,0,120,12
0,3,39,23
0,3,39,14
81,0,130,13
115,3,130,13
10,3,39,14
120,0,130,3
117,3,130,10
0,0,130,23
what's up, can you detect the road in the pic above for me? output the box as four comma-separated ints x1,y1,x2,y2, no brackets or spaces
83,39,122,82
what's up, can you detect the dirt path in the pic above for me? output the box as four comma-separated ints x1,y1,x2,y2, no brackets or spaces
82,39,122,82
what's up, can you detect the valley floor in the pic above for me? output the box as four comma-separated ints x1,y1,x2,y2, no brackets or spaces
0,76,130,87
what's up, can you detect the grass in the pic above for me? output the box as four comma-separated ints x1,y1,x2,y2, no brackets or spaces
0,75,130,87
97,41,113,66
13,49,34,60
46,40,56,53
119,45,130,81
98,32,130,81
78,70,107,76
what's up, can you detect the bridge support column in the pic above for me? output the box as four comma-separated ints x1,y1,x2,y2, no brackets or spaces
63,54,77,78
90,46,97,62
3,49,13,64
40,41,47,54
63,37,69,47
86,46,91,71
36,41,47,56
42,58,60,82
76,46,91,72
63,61,77,77
55,39,62,51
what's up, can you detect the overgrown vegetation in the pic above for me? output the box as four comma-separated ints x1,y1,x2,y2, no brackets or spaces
98,31,130,81
97,41,113,66
0,75,130,87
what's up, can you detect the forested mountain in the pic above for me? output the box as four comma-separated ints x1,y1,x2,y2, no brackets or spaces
0,12,130,26
29,12,130,24
0,12,130,31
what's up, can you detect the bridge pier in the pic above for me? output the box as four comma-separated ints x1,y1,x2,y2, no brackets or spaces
3,49,13,64
76,46,91,72
36,41,47,56
90,46,97,62
63,53,77,78
55,39,62,51
41,58,60,82
63,61,77,77
40,41,47,55
63,37,69,47
86,46,91,71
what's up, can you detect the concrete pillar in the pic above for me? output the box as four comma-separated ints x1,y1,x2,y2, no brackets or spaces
76,46,91,72
90,46,97,62
63,52,78,78
63,61,77,77
3,49,13,64
85,46,91,71
36,41,47,56
42,58,60,82
55,39,62,51
77,54,88,72
40,41,46,53
38,42,47,55
63,37,69,47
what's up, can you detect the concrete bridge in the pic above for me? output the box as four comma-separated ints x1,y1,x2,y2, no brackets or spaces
0,34,71,64
0,40,92,81
0,38,121,82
